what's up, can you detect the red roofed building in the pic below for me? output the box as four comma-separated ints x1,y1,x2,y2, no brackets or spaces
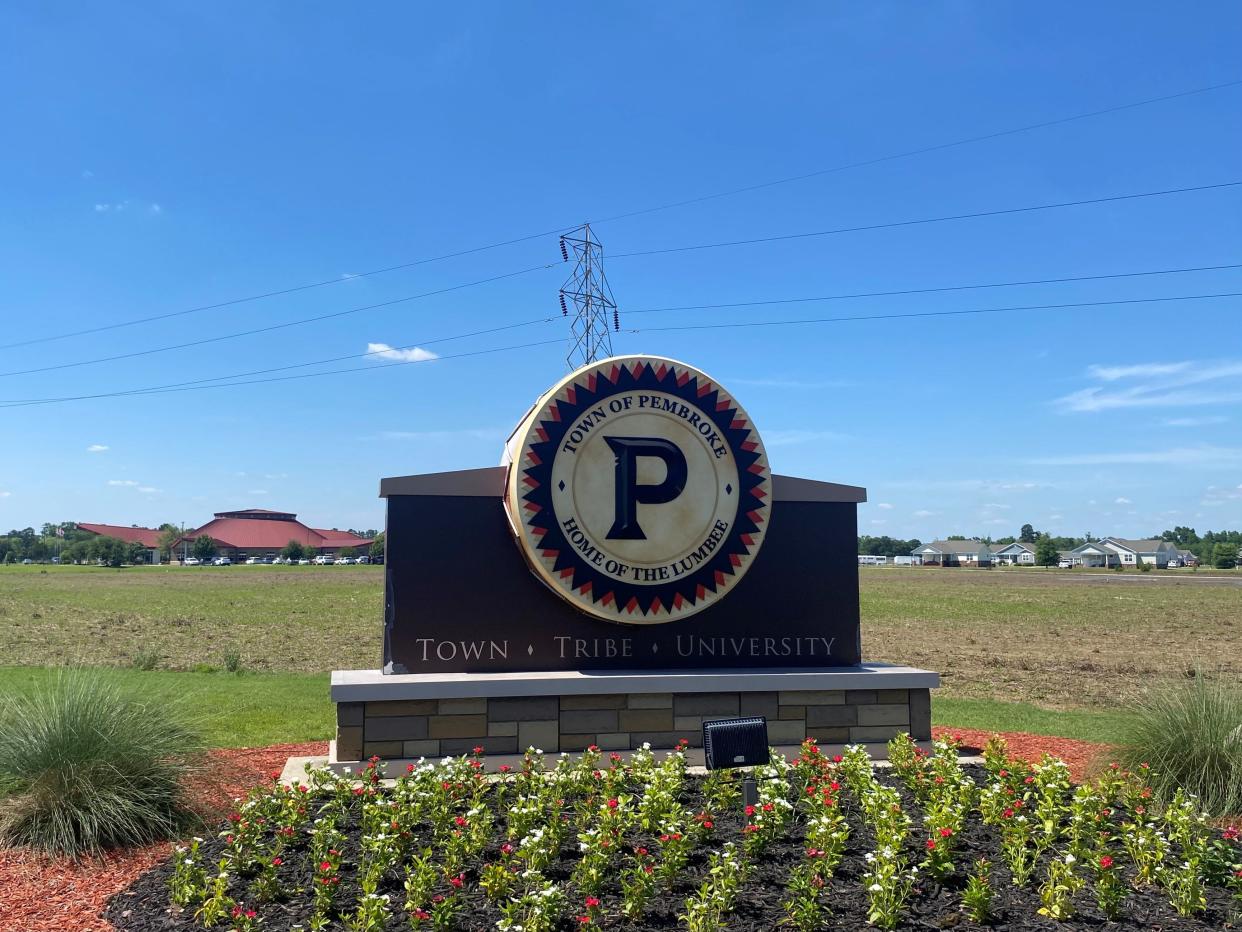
77,522,164,548
173,509,373,561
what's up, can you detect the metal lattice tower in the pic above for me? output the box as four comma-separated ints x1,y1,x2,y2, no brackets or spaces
558,223,619,368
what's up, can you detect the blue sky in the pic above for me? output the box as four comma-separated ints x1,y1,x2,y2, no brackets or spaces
1,2,1240,540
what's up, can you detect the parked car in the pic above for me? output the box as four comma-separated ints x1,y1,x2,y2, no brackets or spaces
244,557,260,565
21,558,33,564
356,555,369,565
298,558,311,565
212,556,232,566
183,557,201,566
334,556,353,565
312,554,334,565
1057,560,1074,569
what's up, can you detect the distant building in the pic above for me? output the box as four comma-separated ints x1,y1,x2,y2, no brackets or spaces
75,522,164,564
1175,549,1199,567
1067,537,1179,568
171,509,373,562
76,522,163,548
992,541,1037,565
911,539,992,566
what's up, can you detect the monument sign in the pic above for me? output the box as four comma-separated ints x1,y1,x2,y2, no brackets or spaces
330,354,937,765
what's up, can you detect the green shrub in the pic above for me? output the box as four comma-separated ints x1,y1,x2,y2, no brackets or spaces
1114,671,1242,817
222,648,243,674
0,669,203,857
132,648,160,671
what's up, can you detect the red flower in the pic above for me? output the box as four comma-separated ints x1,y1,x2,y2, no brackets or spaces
832,754,843,763
762,802,774,812
585,896,601,908
269,770,281,780
500,843,514,855
925,838,937,851
407,763,415,773
587,744,599,752
1099,855,1114,869
744,805,756,817
578,918,592,926
432,894,445,904
231,906,242,918
414,909,430,920
609,753,622,762
473,745,484,755
454,816,466,827
702,820,713,829
1222,826,1239,841
635,847,648,856
449,874,464,889
939,827,953,838
1003,808,1015,819
999,769,1009,778
607,798,618,809
271,856,282,866
498,764,511,773
328,849,339,856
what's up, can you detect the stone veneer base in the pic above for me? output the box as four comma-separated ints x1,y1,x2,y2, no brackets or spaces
331,664,938,765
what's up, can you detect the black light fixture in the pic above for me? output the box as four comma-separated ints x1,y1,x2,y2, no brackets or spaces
702,716,769,816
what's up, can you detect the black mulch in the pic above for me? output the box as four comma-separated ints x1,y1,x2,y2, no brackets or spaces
106,764,1240,931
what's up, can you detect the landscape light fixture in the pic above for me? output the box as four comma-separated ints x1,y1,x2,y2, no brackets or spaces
702,716,770,817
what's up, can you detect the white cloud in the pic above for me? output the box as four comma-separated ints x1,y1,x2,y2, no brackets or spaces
870,519,887,526
0,491,10,498
263,473,288,480
381,428,497,442
137,486,160,494
1115,497,1132,505
762,429,849,447
982,502,1010,510
366,342,439,363
1029,446,1242,467
86,443,109,453
107,479,138,487
1087,362,1192,381
1161,415,1230,427
876,502,894,510
913,509,937,517
1057,359,1242,413
728,376,856,390
1049,514,1064,520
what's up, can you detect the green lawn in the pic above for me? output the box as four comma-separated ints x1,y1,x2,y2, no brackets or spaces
0,666,333,748
0,665,1126,749
2,562,1236,748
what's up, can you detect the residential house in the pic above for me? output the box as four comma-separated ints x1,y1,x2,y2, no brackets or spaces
992,541,1037,565
1068,537,1179,568
911,540,992,566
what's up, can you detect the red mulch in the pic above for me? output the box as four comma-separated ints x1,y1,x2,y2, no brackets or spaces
0,742,327,932
0,731,1114,932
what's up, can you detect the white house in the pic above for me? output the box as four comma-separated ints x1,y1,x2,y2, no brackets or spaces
911,540,992,566
1068,537,1179,568
992,541,1037,565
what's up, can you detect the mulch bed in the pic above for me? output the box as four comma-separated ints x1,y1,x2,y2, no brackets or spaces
0,731,1232,932
0,742,327,932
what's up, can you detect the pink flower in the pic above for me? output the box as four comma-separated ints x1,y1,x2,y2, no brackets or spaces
607,798,618,809
1099,855,1114,869
271,856,282,866
744,805,755,817
454,816,466,827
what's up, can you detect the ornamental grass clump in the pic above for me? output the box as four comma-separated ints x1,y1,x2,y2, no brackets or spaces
0,669,203,857
1115,670,1242,817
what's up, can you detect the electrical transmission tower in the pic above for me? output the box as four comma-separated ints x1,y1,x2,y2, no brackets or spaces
558,223,619,369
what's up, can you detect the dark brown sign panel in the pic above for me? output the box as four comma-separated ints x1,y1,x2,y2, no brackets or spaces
380,468,864,674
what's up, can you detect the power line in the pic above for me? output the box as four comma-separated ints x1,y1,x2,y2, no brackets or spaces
0,338,566,409
625,262,1242,315
6,77,1238,352
9,260,1230,404
0,263,559,379
609,181,1242,260
629,291,1242,334
9,181,1234,380
0,228,576,352
6,290,1237,408
594,78,1242,224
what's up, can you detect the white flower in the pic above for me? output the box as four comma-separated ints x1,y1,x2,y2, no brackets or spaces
868,883,883,892
1064,853,1076,864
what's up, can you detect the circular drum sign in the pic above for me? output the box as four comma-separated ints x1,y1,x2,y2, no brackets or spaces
504,355,770,624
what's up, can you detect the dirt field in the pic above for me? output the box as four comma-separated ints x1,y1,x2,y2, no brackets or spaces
1,564,1237,710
